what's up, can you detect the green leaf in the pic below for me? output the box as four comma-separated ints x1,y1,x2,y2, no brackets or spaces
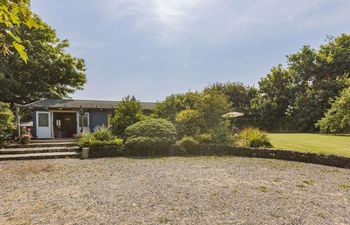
6,30,21,43
26,17,37,29
12,41,28,64
9,7,21,25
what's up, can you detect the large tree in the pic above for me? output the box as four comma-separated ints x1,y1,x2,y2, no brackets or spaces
253,34,350,131
203,82,259,129
251,65,295,131
0,0,39,62
152,92,202,123
154,90,232,142
0,15,86,104
204,81,257,113
285,42,349,131
316,84,350,133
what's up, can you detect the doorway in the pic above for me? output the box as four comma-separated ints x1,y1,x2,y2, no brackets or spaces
53,112,77,138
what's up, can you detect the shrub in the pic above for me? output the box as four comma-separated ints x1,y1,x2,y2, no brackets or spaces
92,125,114,141
197,91,232,132
78,132,93,147
176,136,200,154
316,87,350,133
152,92,203,122
209,120,232,143
152,91,232,139
89,137,123,147
125,118,177,155
0,102,15,146
175,109,201,138
194,133,215,143
111,96,145,136
236,128,272,148
78,127,123,148
87,137,124,157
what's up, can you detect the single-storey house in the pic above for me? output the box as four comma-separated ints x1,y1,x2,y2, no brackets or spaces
17,99,155,139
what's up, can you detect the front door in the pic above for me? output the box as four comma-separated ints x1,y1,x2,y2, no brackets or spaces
36,111,52,139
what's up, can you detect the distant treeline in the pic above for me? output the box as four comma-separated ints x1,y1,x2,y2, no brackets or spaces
155,34,350,133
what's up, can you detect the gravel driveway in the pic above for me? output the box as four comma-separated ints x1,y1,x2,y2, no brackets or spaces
0,157,349,225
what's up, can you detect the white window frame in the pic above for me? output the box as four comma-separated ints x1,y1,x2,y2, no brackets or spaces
76,112,90,135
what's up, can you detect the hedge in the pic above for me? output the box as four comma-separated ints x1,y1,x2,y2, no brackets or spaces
83,143,350,169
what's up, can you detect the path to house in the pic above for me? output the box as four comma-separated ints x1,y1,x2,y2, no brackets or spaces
0,157,349,224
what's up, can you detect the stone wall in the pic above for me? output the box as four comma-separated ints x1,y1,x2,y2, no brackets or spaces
84,143,350,169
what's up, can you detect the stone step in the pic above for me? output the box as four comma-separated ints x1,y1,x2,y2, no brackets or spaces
0,146,81,155
31,139,77,143
4,142,78,149
0,152,80,161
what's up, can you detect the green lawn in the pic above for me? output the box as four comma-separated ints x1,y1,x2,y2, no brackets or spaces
268,133,350,157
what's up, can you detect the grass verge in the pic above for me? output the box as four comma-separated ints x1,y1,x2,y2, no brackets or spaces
269,133,350,158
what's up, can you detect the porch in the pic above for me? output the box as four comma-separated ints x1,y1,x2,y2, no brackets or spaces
35,111,89,139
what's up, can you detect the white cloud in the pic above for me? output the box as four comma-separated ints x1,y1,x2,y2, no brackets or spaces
102,0,350,42
102,0,211,41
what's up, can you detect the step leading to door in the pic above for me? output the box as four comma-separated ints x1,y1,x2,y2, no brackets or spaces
0,152,80,160
0,146,80,155
4,142,78,149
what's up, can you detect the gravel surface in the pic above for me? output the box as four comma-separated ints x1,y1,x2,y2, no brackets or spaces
0,157,349,225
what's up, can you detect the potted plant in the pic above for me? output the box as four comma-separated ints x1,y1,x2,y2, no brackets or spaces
21,133,32,144
18,127,32,144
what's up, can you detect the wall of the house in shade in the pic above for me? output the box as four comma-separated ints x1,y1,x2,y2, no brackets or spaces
89,111,109,131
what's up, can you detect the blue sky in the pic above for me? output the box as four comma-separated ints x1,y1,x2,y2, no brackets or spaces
31,0,350,102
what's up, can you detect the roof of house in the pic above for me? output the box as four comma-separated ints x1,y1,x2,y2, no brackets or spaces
23,99,156,110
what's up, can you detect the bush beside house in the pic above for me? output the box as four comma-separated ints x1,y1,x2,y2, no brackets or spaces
111,96,146,137
78,126,123,157
124,118,177,156
0,102,15,146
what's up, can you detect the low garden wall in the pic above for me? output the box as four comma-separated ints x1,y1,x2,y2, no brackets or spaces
87,144,124,158
83,144,350,169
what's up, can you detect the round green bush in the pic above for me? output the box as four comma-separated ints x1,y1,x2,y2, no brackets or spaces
176,136,200,154
125,118,177,155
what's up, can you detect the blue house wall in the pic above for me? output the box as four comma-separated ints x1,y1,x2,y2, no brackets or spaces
89,111,109,131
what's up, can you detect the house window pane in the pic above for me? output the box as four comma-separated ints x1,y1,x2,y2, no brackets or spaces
38,113,49,127
79,113,89,128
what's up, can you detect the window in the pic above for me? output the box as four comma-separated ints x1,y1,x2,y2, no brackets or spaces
38,113,49,127
79,113,89,128
56,119,61,127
